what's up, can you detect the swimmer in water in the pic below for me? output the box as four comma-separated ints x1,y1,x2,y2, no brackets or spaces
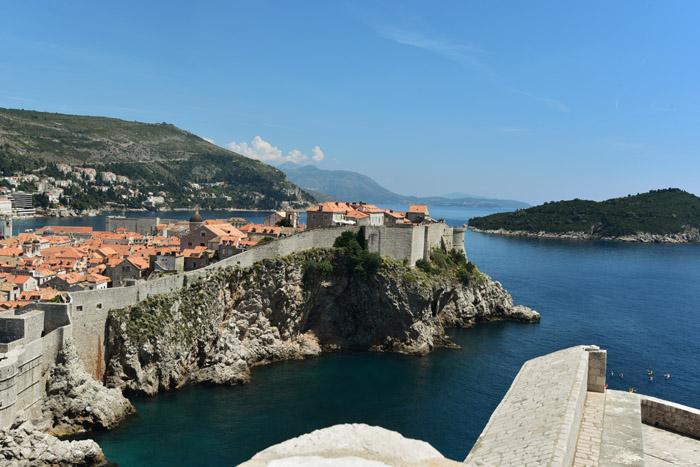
664,373,671,380
610,370,614,377
619,372,624,379
649,376,654,382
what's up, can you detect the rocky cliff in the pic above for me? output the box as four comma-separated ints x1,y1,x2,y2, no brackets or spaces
104,249,538,396
0,418,106,466
469,226,700,243
36,342,134,437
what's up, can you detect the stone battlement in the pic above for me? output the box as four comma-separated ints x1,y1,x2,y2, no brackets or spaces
0,221,464,421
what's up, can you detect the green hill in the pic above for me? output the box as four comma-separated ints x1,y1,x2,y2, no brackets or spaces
469,189,700,237
0,107,310,210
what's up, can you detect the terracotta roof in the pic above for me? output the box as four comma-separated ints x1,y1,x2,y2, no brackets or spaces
127,256,150,270
345,211,369,219
204,223,245,238
408,204,428,214
37,226,93,235
307,202,354,213
8,275,34,285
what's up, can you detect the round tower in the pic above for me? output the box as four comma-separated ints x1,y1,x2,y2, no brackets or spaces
453,225,467,260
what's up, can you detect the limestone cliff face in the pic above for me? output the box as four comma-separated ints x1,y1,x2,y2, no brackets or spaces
104,250,538,396
0,417,106,466
36,341,134,437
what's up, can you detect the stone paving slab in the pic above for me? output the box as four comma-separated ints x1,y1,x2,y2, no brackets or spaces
599,390,645,467
465,346,590,466
642,424,700,467
573,391,606,467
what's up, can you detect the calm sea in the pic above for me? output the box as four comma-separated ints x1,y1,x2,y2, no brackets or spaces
58,207,700,464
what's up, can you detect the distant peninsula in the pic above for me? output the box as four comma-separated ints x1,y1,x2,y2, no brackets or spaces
468,188,700,243
278,162,530,209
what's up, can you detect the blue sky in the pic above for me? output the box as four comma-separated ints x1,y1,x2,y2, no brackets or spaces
1,1,698,204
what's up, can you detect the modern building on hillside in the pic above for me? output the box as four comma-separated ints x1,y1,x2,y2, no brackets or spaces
9,192,35,217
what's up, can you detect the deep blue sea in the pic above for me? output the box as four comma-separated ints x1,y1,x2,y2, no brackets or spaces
57,206,700,465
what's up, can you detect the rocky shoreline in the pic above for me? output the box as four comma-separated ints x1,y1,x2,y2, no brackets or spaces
469,226,700,244
1,249,537,464
103,249,538,396
1,342,132,466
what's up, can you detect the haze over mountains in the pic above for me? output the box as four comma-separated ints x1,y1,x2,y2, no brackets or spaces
278,163,529,209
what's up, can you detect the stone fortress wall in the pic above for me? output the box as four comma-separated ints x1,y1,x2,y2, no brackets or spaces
0,305,71,427
0,222,465,427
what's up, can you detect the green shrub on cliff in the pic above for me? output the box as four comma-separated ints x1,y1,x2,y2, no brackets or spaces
415,247,484,286
333,231,382,279
303,259,333,283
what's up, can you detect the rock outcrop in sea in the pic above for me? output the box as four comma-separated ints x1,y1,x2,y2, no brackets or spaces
0,417,106,466
36,341,134,437
104,249,538,396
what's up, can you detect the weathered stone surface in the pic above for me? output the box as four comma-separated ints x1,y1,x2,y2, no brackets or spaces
104,250,537,396
0,417,106,466
240,423,461,466
36,341,134,437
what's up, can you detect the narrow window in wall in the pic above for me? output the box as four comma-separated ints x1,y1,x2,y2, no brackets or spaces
76,305,83,311
96,303,103,309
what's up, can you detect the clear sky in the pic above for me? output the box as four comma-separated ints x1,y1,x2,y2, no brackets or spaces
1,1,698,205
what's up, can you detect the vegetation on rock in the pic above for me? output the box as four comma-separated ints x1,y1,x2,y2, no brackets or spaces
469,188,700,237
333,230,383,279
0,107,313,209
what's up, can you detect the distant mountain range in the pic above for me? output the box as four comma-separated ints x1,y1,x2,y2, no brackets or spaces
278,163,529,209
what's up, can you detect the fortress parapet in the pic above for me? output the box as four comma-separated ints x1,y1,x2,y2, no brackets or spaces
0,304,71,427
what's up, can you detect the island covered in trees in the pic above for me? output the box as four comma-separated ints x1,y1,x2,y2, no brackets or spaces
468,189,700,243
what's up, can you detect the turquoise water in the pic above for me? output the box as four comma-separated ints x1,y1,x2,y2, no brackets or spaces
65,207,700,464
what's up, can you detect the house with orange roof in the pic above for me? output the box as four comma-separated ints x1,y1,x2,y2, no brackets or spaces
306,201,390,229
47,272,109,292
149,250,184,274
383,209,409,225
106,255,150,286
19,287,60,302
238,238,260,251
7,274,38,293
0,300,32,311
180,223,246,250
182,246,211,270
0,256,23,273
207,235,245,260
407,204,430,223
0,282,20,301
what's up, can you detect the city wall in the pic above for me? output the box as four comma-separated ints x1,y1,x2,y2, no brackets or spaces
0,306,71,427
68,223,463,380
0,222,462,427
